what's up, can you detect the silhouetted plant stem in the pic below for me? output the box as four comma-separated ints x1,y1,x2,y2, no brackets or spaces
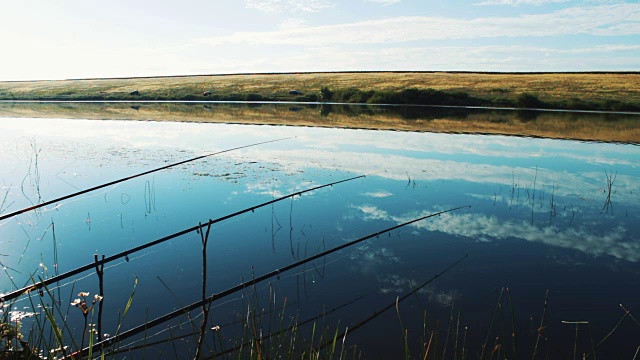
462,324,468,360
581,304,630,358
454,309,461,360
507,288,518,360
532,289,549,360
195,221,212,360
587,323,597,360
395,296,409,360
600,170,617,214
481,287,505,360
94,254,105,342
424,332,434,360
442,304,454,360
0,182,14,215
620,304,640,328
80,314,88,357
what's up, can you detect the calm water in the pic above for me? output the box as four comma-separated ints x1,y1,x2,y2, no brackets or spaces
0,106,639,358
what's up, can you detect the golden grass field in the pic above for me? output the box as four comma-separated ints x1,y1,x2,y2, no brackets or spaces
1,72,639,106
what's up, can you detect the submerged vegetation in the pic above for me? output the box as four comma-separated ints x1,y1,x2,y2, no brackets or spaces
0,72,639,112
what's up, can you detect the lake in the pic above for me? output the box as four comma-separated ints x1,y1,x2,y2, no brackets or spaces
0,102,639,359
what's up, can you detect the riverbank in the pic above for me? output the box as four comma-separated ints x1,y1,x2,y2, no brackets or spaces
1,72,639,112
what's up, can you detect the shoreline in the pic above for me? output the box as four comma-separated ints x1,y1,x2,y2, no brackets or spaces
2,99,639,115
1,72,639,112
1,101,638,145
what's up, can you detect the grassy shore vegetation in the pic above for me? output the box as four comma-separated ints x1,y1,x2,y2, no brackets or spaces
2,283,639,359
1,72,639,112
1,102,639,144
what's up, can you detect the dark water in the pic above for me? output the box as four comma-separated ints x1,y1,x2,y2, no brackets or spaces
0,109,639,358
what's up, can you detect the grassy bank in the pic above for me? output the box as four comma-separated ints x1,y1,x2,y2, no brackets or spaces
1,72,639,112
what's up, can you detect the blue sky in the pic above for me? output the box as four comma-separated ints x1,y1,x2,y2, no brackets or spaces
1,0,639,80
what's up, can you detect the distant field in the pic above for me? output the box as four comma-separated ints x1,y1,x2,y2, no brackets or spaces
1,72,639,111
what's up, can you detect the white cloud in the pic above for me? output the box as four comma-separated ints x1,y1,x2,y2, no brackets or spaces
245,0,335,13
279,18,308,29
363,191,394,198
586,0,632,2
420,212,638,261
349,244,401,274
355,205,391,221
377,275,460,306
475,0,570,5
196,4,640,46
365,0,401,5
191,42,640,75
356,206,640,262
554,44,640,53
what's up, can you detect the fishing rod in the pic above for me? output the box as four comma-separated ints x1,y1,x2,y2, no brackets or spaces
77,205,470,357
108,294,366,356
310,253,469,355
2,174,365,303
211,253,469,358
0,137,294,222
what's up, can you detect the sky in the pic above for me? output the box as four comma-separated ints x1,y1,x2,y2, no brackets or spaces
1,0,639,80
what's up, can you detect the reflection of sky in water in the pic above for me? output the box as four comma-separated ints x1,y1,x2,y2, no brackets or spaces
0,116,638,357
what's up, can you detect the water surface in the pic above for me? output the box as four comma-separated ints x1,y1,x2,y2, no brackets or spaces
0,104,639,358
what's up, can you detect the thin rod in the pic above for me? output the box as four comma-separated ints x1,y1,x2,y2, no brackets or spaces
0,137,294,222
3,174,365,302
79,205,470,357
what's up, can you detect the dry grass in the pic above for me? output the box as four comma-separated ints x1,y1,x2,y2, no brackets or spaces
1,72,639,105
1,102,638,144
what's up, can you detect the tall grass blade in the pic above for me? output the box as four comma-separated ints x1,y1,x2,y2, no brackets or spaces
481,287,505,360
424,332,434,360
532,290,549,360
507,287,518,360
395,296,409,360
